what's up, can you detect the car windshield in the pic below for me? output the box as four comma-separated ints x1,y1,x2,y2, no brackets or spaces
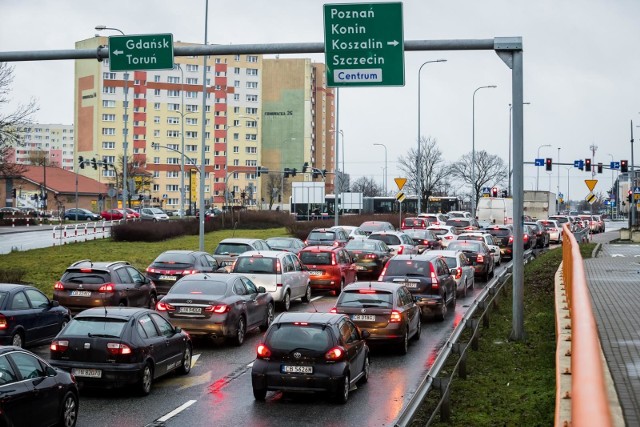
214,243,252,255
267,239,294,248
368,234,401,246
384,260,430,277
170,280,228,296
233,257,277,274
299,251,332,265
339,290,393,308
345,240,380,251
62,271,110,284
149,208,164,214
307,231,336,241
64,317,127,337
267,324,332,352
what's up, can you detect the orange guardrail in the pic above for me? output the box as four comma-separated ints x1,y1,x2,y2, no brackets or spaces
557,223,612,427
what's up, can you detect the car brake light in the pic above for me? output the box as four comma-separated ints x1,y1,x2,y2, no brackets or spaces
331,253,337,266
0,315,6,330
430,263,440,289
389,310,402,323
98,283,115,293
508,236,514,244
257,343,271,359
477,254,484,263
54,281,65,290
182,269,200,275
325,346,346,361
445,236,454,240
107,343,132,355
358,289,377,294
523,235,529,241
156,301,175,311
206,304,230,313
454,267,462,279
276,260,281,274
293,322,309,325
50,339,69,352
365,254,377,259
401,221,406,228
397,245,404,255
378,261,390,280
80,268,92,273
329,307,337,313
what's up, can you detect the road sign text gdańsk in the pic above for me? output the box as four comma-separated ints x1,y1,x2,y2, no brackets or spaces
108,34,174,72
323,2,404,87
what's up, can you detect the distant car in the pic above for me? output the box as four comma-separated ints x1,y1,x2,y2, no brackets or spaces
251,312,370,403
265,237,306,254
0,346,79,427
524,221,550,248
305,227,350,247
140,207,169,221
447,211,472,219
145,250,221,295
298,245,358,295
63,208,101,221
330,225,368,241
359,221,395,236
50,307,192,395
445,218,480,232
211,238,272,269
446,240,495,282
427,225,460,248
344,239,392,279
0,283,71,348
367,230,419,256
549,215,573,232
537,220,562,243
417,213,448,226
400,217,430,230
156,273,274,345
332,281,421,354
100,209,133,221
403,229,443,251
484,225,517,259
427,250,475,297
457,232,502,266
125,208,140,219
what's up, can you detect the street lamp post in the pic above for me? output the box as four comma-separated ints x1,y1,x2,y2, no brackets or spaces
197,0,210,251
607,153,615,217
471,85,497,217
508,102,530,196
373,143,387,194
557,147,561,202
536,144,552,191
417,59,446,214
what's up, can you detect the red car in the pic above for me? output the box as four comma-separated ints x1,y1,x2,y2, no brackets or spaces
100,209,135,221
125,208,140,219
298,245,357,295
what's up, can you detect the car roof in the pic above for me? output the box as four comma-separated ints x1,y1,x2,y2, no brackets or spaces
159,250,205,255
369,230,405,236
236,250,291,258
75,307,150,320
219,238,264,244
67,260,130,269
299,245,341,252
426,250,463,257
0,283,34,291
173,272,240,283
343,281,401,292
273,312,346,325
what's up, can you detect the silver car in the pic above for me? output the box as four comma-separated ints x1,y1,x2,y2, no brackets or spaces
140,207,169,221
427,250,475,297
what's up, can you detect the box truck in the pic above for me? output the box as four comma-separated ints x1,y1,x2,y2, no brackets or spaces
523,191,556,220
476,197,514,226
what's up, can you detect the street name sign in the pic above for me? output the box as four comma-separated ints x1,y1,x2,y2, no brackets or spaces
585,179,598,191
323,2,404,87
394,178,407,190
108,34,174,72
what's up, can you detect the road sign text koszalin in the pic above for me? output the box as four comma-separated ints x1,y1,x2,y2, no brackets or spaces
109,34,174,72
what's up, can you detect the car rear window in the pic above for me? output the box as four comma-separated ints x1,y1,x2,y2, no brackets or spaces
368,234,401,245
307,231,336,241
429,229,448,236
153,253,195,267
0,292,6,307
403,218,424,227
339,290,393,308
214,243,252,255
266,324,332,352
457,235,483,242
485,228,511,237
61,271,110,284
233,256,277,274
550,217,569,224
360,223,390,233
64,317,127,337
448,241,483,252
446,219,471,227
538,221,556,228
170,279,228,295
383,259,430,277
267,239,294,248
345,240,380,251
442,257,458,268
299,251,332,265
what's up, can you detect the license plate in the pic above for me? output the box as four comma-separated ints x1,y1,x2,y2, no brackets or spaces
223,261,234,266
404,283,418,288
352,314,375,321
70,291,92,297
356,265,367,271
281,365,313,374
309,271,322,276
159,275,177,281
178,307,202,314
72,368,102,378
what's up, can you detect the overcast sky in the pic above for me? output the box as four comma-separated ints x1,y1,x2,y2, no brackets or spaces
2,0,639,202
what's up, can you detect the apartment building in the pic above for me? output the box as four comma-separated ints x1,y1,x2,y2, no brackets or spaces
8,124,75,171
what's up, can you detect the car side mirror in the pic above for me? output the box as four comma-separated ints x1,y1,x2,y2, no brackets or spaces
449,268,457,275
257,286,266,294
50,300,60,307
361,330,371,339
174,326,182,334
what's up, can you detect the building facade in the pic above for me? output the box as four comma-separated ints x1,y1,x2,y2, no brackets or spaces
8,124,75,171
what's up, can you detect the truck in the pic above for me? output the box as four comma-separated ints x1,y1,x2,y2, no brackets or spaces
476,197,514,226
523,190,557,220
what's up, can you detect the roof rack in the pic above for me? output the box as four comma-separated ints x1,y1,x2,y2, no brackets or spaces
106,261,131,268
71,259,92,267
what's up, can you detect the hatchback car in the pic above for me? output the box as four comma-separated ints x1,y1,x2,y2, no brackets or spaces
445,218,480,232
0,283,71,348
524,221,550,248
298,246,358,295
484,225,517,259
344,239,392,279
266,237,306,254
378,254,456,321
427,250,475,297
140,207,170,221
446,240,495,282
403,229,443,251
427,225,460,248
156,273,274,346
332,282,420,354
212,238,272,269
0,346,79,427
50,307,191,395
359,221,395,236
305,227,350,247
63,208,101,221
537,220,562,243
145,250,221,295
124,208,140,219
100,209,133,221
367,230,419,256
457,232,502,266
447,211,472,219
330,225,368,242
54,260,158,315
417,213,448,226
251,312,370,403
231,251,311,311
400,217,430,230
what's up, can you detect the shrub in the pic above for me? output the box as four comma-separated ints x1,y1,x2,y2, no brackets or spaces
0,268,27,283
111,220,190,242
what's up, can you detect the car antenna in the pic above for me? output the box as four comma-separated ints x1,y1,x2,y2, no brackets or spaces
308,295,319,313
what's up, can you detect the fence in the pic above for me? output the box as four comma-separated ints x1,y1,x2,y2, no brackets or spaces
52,220,119,245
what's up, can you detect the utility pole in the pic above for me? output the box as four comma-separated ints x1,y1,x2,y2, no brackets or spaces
590,144,598,239
631,120,636,228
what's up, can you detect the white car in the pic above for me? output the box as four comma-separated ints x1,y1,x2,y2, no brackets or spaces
457,232,501,266
418,213,448,226
140,207,170,221
537,219,562,243
428,249,475,297
231,250,311,311
447,211,472,219
367,230,419,256
427,225,460,248
330,225,368,241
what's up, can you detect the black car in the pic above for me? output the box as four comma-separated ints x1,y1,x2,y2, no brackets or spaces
251,312,370,403
446,240,495,282
145,250,221,295
265,237,306,254
344,239,391,278
484,225,515,260
0,346,79,427
403,229,443,251
0,283,71,348
63,208,101,221
304,228,350,247
156,273,274,346
378,254,456,321
50,307,192,395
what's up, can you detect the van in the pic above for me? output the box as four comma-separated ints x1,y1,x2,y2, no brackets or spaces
476,197,513,226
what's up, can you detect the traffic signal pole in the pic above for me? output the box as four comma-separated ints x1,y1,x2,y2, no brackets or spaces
631,120,636,228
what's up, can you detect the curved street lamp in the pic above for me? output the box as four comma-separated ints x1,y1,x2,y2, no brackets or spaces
536,144,552,191
373,143,388,194
471,85,497,216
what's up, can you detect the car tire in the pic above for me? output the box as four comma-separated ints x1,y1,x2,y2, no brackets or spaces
11,332,23,348
358,356,370,385
260,303,274,332
138,363,153,396
148,293,158,310
177,345,192,375
253,387,267,401
232,317,246,347
301,285,312,303
399,327,409,355
336,279,345,296
59,391,78,427
279,291,291,312
334,373,350,404
437,296,447,322
413,316,421,341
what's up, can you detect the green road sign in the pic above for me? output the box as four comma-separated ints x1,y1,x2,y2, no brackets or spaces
323,2,404,87
108,34,174,72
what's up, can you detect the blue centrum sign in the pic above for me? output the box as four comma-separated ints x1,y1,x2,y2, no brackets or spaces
323,2,405,87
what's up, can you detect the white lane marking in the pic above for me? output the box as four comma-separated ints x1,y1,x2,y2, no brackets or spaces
157,399,197,422
191,353,201,367
311,296,324,302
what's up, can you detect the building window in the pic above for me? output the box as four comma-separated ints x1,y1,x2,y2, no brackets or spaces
186,117,198,125
102,141,115,149
245,134,257,141
246,68,258,76
233,94,240,101
168,76,180,83
185,91,197,99
103,72,116,80
168,90,180,97
103,86,116,94
167,130,180,138
245,147,257,154
154,103,161,110
233,159,239,166
247,55,258,63
185,131,198,139
166,171,179,178
233,146,239,153
154,75,161,82
245,107,258,114
166,185,179,191
102,128,116,135
246,94,258,102
246,120,257,128
234,54,241,61
102,100,116,108
154,116,160,124
102,114,116,121
234,67,240,75
167,158,180,165
186,64,198,72
186,77,198,84
154,89,161,96
245,160,257,166
153,157,160,164
186,105,198,112
153,130,160,137
167,117,179,124
186,145,197,152
246,81,258,89
168,103,180,111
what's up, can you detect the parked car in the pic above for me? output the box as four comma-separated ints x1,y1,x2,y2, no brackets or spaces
251,312,370,403
330,225,368,241
211,238,272,269
63,208,101,221
140,207,170,221
124,208,140,219
54,260,158,314
50,307,191,395
446,240,495,282
100,209,133,221
524,221,550,248
331,281,420,354
0,283,71,348
0,346,79,426
400,217,430,230
427,225,460,248
156,273,274,345
445,217,480,232
367,230,420,256
231,251,311,311
145,250,221,295
417,213,448,226
537,220,562,243
305,227,350,247
265,237,306,254
427,250,475,297
358,221,395,236
457,232,502,266
484,225,517,260
344,239,392,279
403,229,443,251
378,254,456,321
298,245,358,295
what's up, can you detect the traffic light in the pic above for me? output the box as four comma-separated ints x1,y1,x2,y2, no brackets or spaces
491,187,498,197
290,168,297,177
103,162,109,171
585,158,591,172
501,189,508,197
11,188,16,198
78,155,85,169
597,163,603,174
545,158,552,171
302,162,309,173
256,166,268,177
91,158,97,170
283,168,291,178
621,160,629,173
628,190,633,203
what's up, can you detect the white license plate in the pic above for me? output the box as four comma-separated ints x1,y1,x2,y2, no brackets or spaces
404,283,418,288
159,275,177,281
356,265,367,271
352,314,375,321
179,307,202,314
281,365,313,374
72,368,102,378
70,291,92,297
309,271,322,276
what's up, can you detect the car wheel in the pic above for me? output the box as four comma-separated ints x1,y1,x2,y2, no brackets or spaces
279,291,291,312
59,391,78,427
358,356,370,385
437,297,448,321
11,332,23,348
336,279,345,296
177,345,192,375
301,285,312,303
232,317,246,347
253,387,267,401
461,280,468,298
148,293,158,310
413,316,421,341
399,327,409,355
334,373,350,404
138,363,153,396
260,303,274,332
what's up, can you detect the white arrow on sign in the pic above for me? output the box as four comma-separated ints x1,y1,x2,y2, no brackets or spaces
387,40,399,46
113,50,124,55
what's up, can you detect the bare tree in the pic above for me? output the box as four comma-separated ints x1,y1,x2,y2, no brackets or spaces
107,155,151,207
351,176,382,197
335,170,350,193
265,173,282,210
0,62,39,177
450,150,508,211
26,149,58,168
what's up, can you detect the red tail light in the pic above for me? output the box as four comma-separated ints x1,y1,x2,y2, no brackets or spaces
365,254,377,259
477,254,484,263
156,301,175,311
276,260,281,274
430,263,440,289
401,221,406,228
50,339,69,352
257,343,271,359
182,269,200,275
331,253,337,266
378,261,390,280
206,304,230,313
0,315,7,330
508,236,514,244
98,283,115,293
389,310,402,323
454,267,462,279
54,281,65,290
523,235,529,242
445,235,454,240
329,307,337,313
358,289,377,294
397,245,404,255
325,346,346,361
107,343,132,355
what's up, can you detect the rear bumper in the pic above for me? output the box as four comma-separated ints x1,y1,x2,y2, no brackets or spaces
251,360,346,394
414,294,444,316
162,316,231,338
309,279,340,291
50,359,145,388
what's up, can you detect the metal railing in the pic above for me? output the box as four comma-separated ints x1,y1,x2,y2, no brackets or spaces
52,220,119,245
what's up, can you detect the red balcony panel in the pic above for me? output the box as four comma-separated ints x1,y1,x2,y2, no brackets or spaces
214,103,227,112
134,71,147,82
215,63,228,73
133,140,146,150
134,85,146,94
134,98,147,108
214,116,227,125
133,112,146,122
133,126,146,135
214,77,227,87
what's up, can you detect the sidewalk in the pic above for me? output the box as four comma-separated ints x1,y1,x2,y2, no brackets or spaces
584,231,640,427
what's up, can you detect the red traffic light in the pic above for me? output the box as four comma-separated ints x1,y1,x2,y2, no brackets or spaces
545,158,552,171
491,187,498,197
585,158,592,172
621,160,628,173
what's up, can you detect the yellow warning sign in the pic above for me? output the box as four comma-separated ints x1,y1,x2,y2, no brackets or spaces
585,192,597,204
394,178,407,191
396,191,406,202
585,179,598,192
